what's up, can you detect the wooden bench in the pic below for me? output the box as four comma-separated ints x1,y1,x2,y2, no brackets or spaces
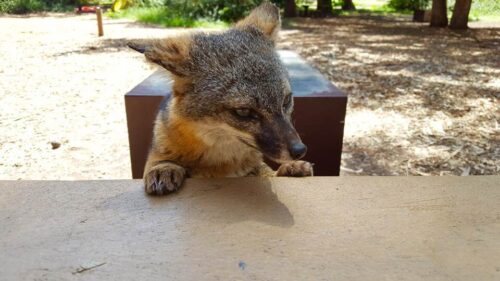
125,50,347,178
1,176,499,280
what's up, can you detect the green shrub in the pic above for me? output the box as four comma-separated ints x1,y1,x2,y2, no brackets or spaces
449,0,500,17
162,0,260,22
106,6,229,27
134,0,165,6
0,0,79,14
0,0,44,14
387,0,429,11
128,0,284,22
108,0,285,27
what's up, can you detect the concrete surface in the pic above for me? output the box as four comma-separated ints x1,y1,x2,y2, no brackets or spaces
0,176,499,281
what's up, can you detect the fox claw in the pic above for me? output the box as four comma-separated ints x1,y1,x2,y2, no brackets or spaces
276,160,314,177
144,163,186,195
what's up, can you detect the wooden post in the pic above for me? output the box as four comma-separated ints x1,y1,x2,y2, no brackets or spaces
96,7,104,37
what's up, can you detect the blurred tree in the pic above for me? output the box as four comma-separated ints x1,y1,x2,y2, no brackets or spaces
342,0,356,10
284,0,297,17
450,0,472,29
317,0,333,16
430,0,448,27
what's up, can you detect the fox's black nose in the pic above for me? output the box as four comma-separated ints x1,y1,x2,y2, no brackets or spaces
289,141,307,159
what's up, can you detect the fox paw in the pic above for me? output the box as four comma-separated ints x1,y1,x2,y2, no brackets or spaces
276,161,314,177
144,162,186,195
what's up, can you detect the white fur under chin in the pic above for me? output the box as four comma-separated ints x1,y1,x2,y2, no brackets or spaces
192,120,262,177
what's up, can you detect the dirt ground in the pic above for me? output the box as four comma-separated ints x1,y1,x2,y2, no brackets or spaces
0,13,498,179
279,16,499,176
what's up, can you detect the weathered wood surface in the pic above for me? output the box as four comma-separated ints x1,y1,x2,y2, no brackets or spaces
1,176,499,280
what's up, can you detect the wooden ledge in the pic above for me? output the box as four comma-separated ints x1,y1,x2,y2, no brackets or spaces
1,176,499,280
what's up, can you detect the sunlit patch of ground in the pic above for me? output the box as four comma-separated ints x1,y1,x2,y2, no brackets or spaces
280,16,499,176
0,14,194,179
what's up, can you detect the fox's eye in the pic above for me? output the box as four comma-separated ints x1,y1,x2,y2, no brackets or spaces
234,108,252,118
233,108,258,120
232,108,259,121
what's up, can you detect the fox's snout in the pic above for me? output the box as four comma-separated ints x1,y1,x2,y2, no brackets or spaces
252,113,307,163
278,117,307,161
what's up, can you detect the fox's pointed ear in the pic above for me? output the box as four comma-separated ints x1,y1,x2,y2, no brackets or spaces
127,36,193,77
235,1,281,43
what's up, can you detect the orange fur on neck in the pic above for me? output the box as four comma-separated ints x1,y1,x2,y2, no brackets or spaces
155,112,261,178
165,115,206,164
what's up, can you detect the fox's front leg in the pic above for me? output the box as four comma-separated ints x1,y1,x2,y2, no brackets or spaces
276,161,314,177
143,151,186,195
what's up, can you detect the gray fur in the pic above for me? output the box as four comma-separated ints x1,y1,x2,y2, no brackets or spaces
177,28,290,119
132,1,305,164
174,25,301,161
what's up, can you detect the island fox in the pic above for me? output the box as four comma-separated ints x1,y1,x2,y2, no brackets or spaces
128,2,313,195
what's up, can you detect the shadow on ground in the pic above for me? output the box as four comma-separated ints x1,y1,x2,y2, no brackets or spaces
280,15,499,176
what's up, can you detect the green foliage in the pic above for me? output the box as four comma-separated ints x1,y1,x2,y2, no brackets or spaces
296,0,314,5
449,0,500,18
0,0,44,14
107,0,286,27
161,0,260,22
0,0,79,14
106,6,229,27
387,0,429,11
125,0,285,22
132,0,165,7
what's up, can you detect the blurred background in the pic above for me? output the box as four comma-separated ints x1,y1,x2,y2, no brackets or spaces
0,0,498,179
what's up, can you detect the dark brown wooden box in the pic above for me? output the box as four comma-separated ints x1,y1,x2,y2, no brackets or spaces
125,51,347,178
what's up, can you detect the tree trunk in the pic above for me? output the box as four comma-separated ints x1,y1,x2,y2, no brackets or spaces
317,0,333,16
450,0,472,29
430,0,448,27
342,0,356,11
284,0,297,17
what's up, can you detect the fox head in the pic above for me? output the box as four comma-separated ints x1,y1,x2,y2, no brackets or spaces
128,2,307,163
